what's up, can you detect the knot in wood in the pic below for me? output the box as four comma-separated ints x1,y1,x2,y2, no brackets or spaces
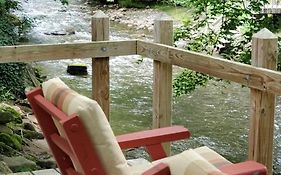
101,47,107,52
245,74,250,81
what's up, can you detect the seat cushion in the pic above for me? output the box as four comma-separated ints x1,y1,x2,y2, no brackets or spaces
194,146,232,168
152,149,226,175
128,147,228,175
42,78,130,175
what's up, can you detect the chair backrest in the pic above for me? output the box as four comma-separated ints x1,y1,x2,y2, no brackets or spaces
26,78,131,175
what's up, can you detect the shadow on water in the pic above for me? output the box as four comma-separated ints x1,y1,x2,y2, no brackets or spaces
20,0,281,173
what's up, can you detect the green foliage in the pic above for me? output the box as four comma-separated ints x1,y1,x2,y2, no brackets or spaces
0,63,28,101
0,133,22,150
0,0,33,101
0,0,31,45
172,0,281,96
0,103,22,123
173,70,209,96
0,87,14,102
0,142,18,156
118,0,147,8
165,0,189,7
88,0,160,8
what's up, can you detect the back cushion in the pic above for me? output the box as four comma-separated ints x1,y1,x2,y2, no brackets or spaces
42,78,130,175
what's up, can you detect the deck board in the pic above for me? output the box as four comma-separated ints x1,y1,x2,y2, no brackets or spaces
8,169,61,175
32,169,60,175
7,172,33,175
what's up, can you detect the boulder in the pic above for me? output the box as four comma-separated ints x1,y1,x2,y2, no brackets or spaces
2,156,37,172
0,125,13,134
36,157,56,169
0,112,14,124
14,129,44,140
44,31,67,36
23,122,36,131
0,133,22,151
0,103,22,124
0,161,12,174
0,142,18,156
67,64,88,75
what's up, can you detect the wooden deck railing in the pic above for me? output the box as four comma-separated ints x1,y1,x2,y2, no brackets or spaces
0,11,279,175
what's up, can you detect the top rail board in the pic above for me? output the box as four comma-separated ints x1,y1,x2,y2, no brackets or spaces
137,40,281,95
1,39,281,95
0,40,137,63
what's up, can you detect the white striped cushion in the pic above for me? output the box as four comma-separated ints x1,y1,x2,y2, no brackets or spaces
42,78,130,175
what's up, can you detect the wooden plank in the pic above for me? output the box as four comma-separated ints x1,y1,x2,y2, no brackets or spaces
7,172,32,175
0,40,137,63
153,19,173,156
92,10,110,119
32,169,60,175
248,28,277,175
137,40,281,95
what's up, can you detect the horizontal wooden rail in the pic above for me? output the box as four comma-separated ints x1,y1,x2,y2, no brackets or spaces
0,40,137,63
2,39,281,96
137,40,281,95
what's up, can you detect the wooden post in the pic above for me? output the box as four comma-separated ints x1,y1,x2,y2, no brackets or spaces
153,19,173,155
92,11,110,119
249,28,278,175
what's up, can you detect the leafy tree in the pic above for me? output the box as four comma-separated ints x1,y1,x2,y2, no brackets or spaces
0,0,32,101
0,0,71,101
172,0,277,96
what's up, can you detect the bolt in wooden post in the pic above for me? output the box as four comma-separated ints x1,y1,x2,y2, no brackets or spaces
153,18,173,155
92,11,110,119
249,28,278,175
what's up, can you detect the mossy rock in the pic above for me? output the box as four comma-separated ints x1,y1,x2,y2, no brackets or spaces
0,112,14,124
0,142,18,156
0,125,13,135
36,157,56,169
2,156,37,172
23,122,36,131
14,129,43,140
0,103,22,124
0,133,22,151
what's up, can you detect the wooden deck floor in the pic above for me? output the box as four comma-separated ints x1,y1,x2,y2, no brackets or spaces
7,169,60,175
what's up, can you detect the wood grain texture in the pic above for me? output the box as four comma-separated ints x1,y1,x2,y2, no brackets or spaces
32,169,61,175
92,11,110,119
137,40,281,95
0,40,136,63
153,19,173,156
7,172,33,175
248,28,277,175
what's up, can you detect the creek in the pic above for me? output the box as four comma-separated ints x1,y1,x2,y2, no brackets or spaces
20,0,281,172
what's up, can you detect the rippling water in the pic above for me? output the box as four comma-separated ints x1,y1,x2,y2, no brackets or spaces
19,0,281,172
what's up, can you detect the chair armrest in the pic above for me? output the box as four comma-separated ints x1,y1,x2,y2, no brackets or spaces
116,125,190,149
142,163,170,175
219,160,267,175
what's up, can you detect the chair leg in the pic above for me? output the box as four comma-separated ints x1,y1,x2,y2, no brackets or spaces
146,144,167,160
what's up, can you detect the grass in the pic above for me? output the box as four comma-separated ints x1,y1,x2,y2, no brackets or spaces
153,4,192,23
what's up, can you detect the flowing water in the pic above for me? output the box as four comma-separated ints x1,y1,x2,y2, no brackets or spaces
19,0,281,172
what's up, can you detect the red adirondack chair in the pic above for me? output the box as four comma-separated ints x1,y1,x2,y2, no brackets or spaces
26,78,267,175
